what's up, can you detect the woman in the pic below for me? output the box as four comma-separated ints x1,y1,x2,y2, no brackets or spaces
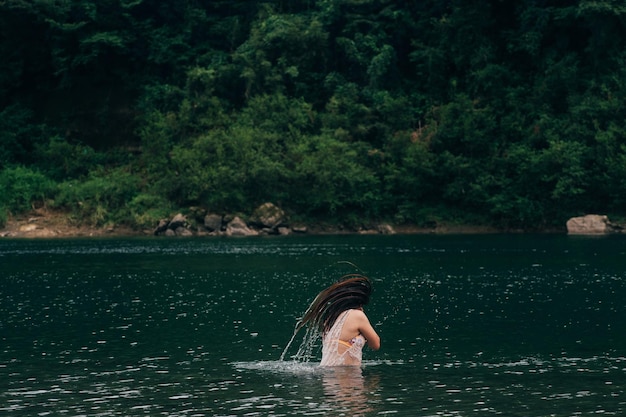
298,274,380,366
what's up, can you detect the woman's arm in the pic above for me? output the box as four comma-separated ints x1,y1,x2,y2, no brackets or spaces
355,310,380,350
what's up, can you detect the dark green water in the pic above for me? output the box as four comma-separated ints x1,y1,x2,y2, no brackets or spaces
1,234,624,416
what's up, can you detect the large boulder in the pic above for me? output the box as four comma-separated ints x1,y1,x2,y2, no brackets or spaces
377,223,396,234
225,216,258,237
154,213,190,236
175,226,193,236
154,219,169,235
248,202,286,229
204,213,223,232
566,214,614,234
168,213,187,230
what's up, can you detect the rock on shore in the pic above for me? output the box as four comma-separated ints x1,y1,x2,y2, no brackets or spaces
153,202,396,237
566,214,622,234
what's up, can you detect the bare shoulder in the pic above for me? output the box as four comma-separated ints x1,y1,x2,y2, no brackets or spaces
350,308,371,323
348,308,365,317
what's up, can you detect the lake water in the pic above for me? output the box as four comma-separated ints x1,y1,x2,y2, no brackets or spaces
1,234,624,416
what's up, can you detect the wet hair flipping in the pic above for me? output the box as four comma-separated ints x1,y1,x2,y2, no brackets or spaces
297,274,372,334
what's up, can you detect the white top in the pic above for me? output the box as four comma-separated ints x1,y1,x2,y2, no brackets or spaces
320,309,365,366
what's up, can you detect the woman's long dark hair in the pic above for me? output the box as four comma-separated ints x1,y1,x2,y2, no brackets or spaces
297,274,372,334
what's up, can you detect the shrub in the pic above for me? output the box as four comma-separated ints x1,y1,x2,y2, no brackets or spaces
53,168,141,226
169,125,289,211
127,193,173,229
0,166,55,213
34,137,107,180
288,133,380,218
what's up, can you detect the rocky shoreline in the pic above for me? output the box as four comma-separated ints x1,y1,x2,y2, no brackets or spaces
0,219,499,239
1,203,622,239
0,203,501,239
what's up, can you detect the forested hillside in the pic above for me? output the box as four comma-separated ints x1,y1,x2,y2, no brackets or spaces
1,0,625,231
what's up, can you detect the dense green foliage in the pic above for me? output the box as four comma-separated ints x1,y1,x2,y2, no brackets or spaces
2,0,626,230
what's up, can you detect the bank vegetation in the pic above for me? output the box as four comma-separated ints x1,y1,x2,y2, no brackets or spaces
1,1,626,232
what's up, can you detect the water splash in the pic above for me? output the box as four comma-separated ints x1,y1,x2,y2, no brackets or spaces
292,326,321,362
279,324,320,362
279,324,300,361
233,360,318,375
233,324,321,377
